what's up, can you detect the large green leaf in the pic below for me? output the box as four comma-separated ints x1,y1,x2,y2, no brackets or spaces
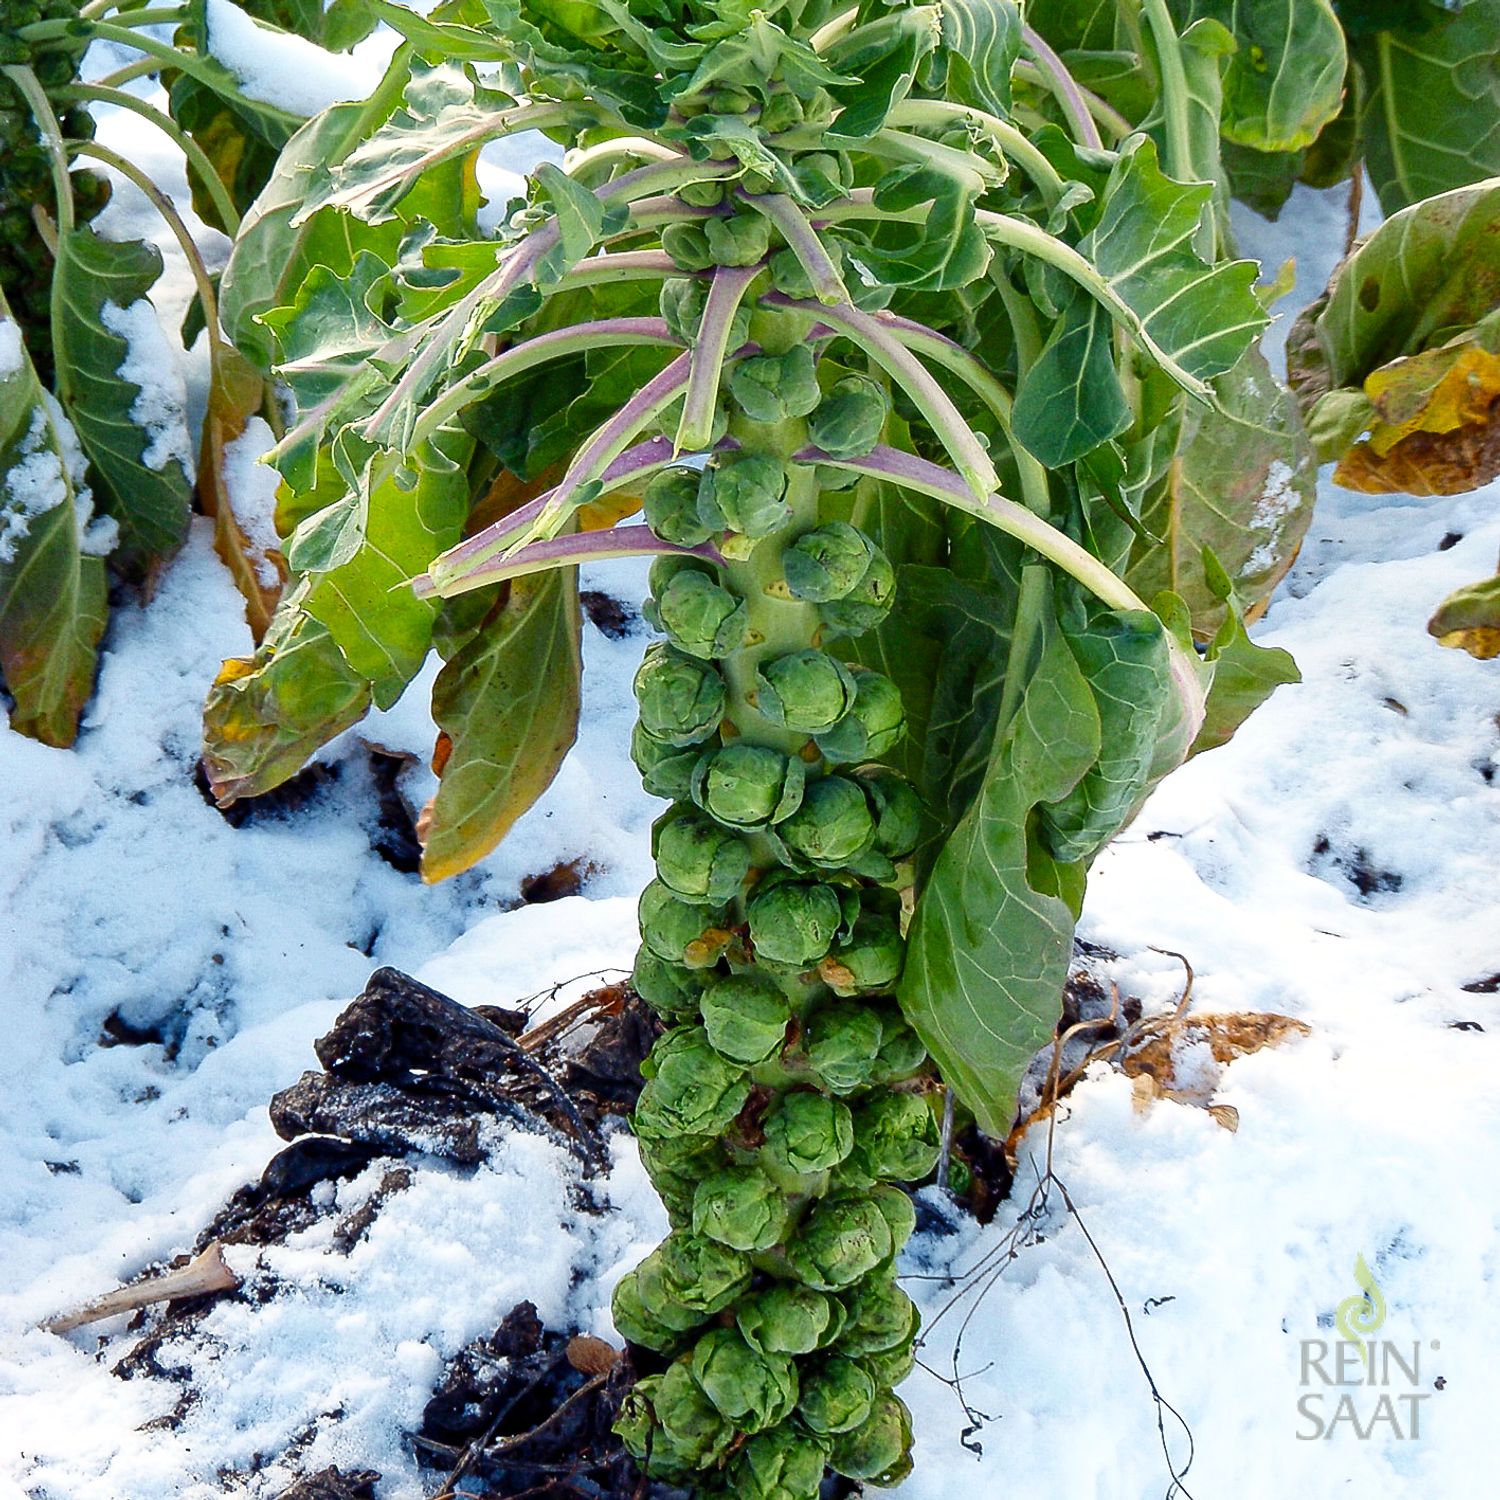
51,228,193,567
218,53,446,369
1039,607,1174,864
1171,0,1347,152
201,582,373,804
1011,287,1131,467
937,0,1022,117
0,296,107,747
295,428,475,708
1128,348,1316,634
899,577,1100,1136
1081,136,1268,383
419,568,582,880
1355,0,1500,213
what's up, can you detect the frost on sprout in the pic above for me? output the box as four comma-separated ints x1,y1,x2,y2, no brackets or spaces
100,300,194,480
1,396,116,564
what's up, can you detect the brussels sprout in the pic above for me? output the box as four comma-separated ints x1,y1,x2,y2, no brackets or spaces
634,644,726,746
692,1164,794,1251
654,810,753,905
798,1355,876,1436
692,744,805,829
814,670,905,764
860,769,924,858
650,1359,737,1471
860,1338,917,1389
847,1095,941,1183
630,723,705,802
804,1001,884,1093
638,1131,727,1225
747,872,847,967
807,374,889,459
612,1274,690,1353
783,522,874,603
644,467,715,547
634,1024,750,1137
631,945,702,1018
870,1014,928,1083
870,1182,918,1248
679,178,726,208
729,1425,830,1500
762,1090,855,1175
836,1272,918,1355
704,213,772,267
777,775,877,867
828,1393,913,1483
785,1192,895,1290
615,1374,662,1457
758,90,805,135
697,454,790,539
646,567,753,660
821,913,904,996
819,547,897,636
729,345,822,424
756,649,858,734
638,881,731,967
663,221,715,271
691,1326,798,1432
699,972,792,1064
635,1229,753,1322
737,1283,846,1356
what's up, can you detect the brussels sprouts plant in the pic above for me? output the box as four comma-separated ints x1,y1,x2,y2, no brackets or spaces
216,0,1298,1490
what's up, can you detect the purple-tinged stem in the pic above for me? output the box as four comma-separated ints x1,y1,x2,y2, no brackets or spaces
797,441,1206,741
1020,24,1104,150
557,250,687,289
415,525,723,599
766,293,999,501
741,192,847,303
676,265,759,452
409,317,682,446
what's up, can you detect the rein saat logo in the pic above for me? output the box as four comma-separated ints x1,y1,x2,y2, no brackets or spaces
1297,1255,1435,1441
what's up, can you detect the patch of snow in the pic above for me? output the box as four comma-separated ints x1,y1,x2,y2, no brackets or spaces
1,403,72,564
203,0,401,117
0,317,22,381
100,299,194,480
222,416,284,588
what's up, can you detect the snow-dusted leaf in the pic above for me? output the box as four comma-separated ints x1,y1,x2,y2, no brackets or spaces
420,568,581,881
899,576,1100,1135
1355,0,1500,213
51,228,193,567
1128,348,1316,635
0,295,107,747
196,344,283,637
201,580,372,805
292,61,517,226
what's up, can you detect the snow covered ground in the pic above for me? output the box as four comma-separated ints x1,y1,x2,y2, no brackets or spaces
2,20,1497,1497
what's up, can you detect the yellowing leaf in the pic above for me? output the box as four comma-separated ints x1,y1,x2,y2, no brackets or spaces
1333,342,1500,496
1428,569,1500,659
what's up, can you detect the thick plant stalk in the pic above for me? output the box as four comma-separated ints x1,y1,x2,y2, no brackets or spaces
606,213,938,1497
